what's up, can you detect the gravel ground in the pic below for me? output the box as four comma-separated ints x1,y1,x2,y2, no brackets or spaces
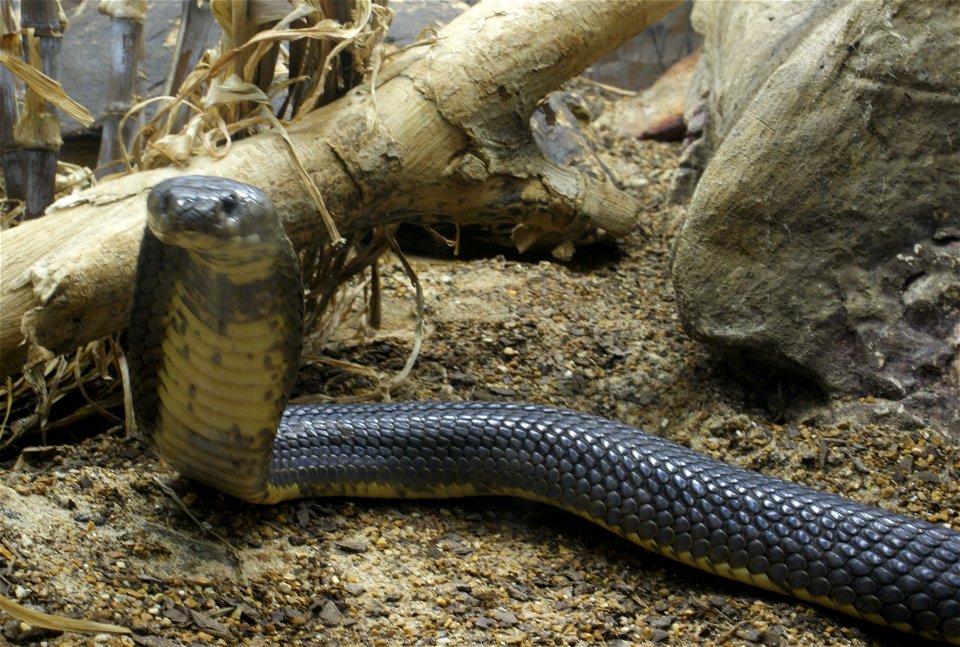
0,106,957,647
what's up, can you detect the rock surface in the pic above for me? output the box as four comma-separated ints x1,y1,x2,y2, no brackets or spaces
671,0,959,426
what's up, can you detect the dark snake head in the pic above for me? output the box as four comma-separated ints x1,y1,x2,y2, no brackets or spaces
146,176,282,255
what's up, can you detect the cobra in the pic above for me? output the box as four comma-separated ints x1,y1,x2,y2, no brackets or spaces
126,175,960,643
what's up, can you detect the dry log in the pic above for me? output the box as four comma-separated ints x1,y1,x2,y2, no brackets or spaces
0,0,680,379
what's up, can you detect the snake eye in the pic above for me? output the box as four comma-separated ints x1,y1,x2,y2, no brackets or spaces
221,194,238,214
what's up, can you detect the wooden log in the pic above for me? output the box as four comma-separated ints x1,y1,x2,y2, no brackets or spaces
0,0,681,379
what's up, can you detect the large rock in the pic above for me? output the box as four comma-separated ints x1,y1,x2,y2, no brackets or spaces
672,1,959,416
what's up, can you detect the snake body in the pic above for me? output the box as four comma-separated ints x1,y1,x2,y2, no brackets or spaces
127,176,960,643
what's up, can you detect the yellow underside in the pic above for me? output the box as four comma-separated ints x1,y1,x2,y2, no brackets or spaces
154,279,289,503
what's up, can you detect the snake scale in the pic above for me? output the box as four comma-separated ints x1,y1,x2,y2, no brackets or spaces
126,176,960,643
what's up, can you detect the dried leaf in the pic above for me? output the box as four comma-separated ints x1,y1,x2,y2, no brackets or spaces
203,73,270,108
147,114,206,164
0,54,93,126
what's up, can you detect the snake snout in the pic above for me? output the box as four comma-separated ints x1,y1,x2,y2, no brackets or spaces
146,176,278,250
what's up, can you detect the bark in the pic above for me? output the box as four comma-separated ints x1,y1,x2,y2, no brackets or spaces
0,0,681,379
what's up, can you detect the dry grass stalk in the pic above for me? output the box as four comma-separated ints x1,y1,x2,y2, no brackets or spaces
0,593,130,635
96,0,146,176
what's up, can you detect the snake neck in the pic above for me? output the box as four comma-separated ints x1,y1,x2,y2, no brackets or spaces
128,229,303,503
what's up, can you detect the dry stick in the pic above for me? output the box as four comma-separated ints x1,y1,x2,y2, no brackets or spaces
368,259,382,329
96,0,145,177
384,230,424,393
164,0,215,131
0,0,682,379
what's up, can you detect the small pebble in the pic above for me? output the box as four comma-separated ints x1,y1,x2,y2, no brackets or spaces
319,600,343,626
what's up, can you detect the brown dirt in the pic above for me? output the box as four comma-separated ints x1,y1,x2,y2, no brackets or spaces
0,95,957,647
